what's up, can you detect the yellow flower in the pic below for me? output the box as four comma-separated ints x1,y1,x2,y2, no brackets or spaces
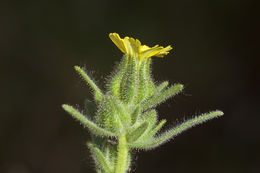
109,33,172,60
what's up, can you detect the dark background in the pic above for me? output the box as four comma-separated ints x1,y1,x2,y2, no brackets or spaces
1,0,259,173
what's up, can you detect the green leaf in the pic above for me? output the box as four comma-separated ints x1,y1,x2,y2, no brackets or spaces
101,142,118,171
126,121,149,143
149,119,167,137
62,104,117,137
96,95,127,134
144,109,158,128
96,95,115,131
110,95,131,128
74,66,103,102
142,84,183,110
88,142,113,173
111,109,125,134
131,106,142,125
133,110,157,143
156,81,169,92
128,119,166,149
130,111,224,149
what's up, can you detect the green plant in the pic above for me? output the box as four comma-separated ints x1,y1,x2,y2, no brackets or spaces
62,33,223,173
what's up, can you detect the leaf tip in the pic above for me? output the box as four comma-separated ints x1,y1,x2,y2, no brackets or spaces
176,84,184,90
214,110,224,116
62,104,70,110
74,65,81,71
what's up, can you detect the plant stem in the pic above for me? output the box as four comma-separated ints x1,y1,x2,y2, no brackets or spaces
115,136,128,173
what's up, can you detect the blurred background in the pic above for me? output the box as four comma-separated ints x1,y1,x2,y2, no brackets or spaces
1,0,259,173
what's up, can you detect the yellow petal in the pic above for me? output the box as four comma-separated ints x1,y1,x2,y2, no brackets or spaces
139,45,151,52
128,37,141,57
109,33,126,53
109,33,172,60
140,46,162,59
123,37,133,56
155,46,173,57
140,45,172,59
157,46,172,55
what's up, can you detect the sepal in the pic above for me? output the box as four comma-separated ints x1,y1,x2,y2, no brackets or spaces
144,58,156,98
133,60,148,104
119,56,137,104
108,55,129,99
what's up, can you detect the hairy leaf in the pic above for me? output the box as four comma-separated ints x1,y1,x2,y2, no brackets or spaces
88,142,113,173
62,104,117,137
74,66,103,102
130,111,223,149
126,121,149,143
142,84,183,110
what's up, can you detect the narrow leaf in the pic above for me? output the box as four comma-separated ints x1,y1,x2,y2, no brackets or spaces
110,95,131,128
142,84,183,110
156,81,169,92
133,110,157,143
149,119,167,137
131,106,142,125
97,95,116,132
130,111,223,149
87,142,113,173
111,109,125,135
62,104,117,137
144,109,158,128
74,66,103,102
126,122,149,143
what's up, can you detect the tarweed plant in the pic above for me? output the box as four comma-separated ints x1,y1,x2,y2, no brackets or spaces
62,33,223,173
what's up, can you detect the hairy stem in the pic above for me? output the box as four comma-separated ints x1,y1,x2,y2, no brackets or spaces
115,136,129,173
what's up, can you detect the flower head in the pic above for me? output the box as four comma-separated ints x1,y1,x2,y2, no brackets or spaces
109,33,172,60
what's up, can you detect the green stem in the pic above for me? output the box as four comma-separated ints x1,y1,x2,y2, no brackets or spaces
115,136,128,173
